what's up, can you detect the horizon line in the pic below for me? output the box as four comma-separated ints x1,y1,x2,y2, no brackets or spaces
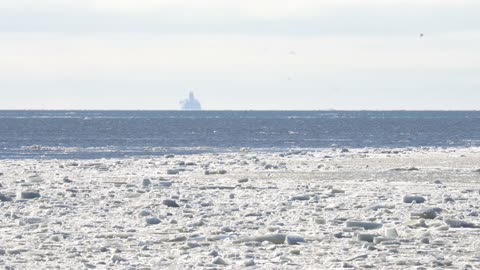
0,109,479,112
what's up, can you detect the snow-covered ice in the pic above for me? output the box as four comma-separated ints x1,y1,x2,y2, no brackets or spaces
0,147,480,269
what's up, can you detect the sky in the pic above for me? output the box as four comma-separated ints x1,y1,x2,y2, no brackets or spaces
0,0,479,110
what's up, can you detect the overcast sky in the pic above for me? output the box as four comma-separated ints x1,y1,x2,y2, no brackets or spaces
1,0,479,110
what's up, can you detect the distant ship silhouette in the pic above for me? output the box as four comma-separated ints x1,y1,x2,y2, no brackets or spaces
180,92,202,110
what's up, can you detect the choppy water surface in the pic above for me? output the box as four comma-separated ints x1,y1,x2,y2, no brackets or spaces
1,110,479,159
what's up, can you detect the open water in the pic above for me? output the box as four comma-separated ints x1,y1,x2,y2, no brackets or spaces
1,110,479,159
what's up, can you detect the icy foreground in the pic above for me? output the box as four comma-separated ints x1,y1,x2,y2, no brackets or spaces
1,148,480,269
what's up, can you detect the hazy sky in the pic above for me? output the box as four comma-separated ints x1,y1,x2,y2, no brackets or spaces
1,0,479,110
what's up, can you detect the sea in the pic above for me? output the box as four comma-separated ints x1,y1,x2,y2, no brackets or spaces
1,110,479,159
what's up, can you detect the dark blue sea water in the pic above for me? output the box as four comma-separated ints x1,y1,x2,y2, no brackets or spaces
1,110,479,159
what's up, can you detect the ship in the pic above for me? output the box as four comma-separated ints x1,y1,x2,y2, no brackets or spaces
180,92,202,111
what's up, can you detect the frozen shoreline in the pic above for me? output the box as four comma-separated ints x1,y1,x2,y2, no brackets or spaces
4,145,480,160
1,147,480,269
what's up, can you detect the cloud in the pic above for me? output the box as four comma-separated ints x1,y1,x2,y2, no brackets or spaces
1,33,479,82
3,0,476,12
0,0,88,10
0,0,479,35
91,0,479,18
